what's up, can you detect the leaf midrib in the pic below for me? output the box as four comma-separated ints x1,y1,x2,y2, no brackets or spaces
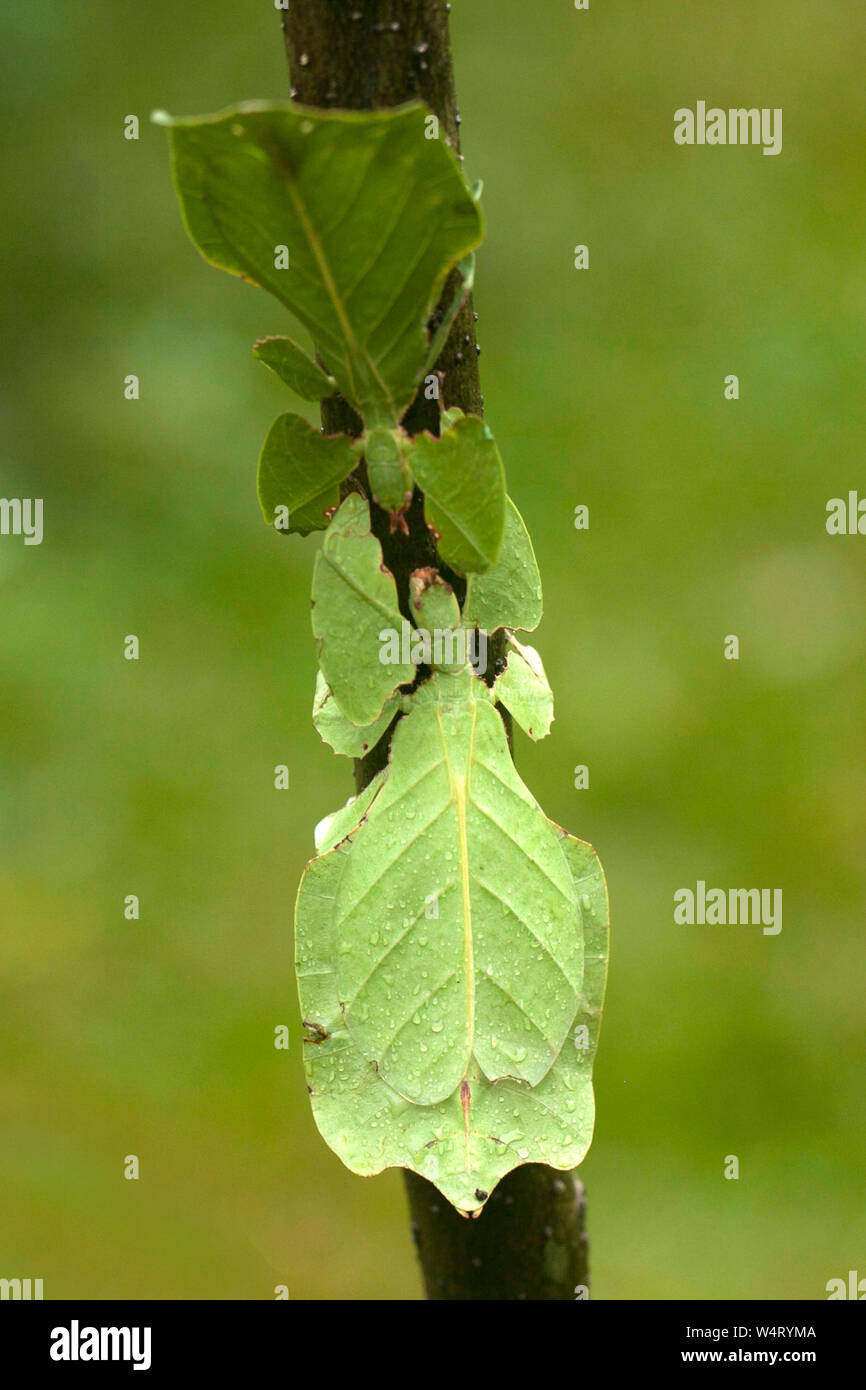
436,699,477,1074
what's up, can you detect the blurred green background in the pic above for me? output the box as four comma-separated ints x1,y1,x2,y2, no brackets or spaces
2,0,864,1300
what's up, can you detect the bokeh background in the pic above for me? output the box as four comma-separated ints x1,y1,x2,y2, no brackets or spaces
2,0,864,1300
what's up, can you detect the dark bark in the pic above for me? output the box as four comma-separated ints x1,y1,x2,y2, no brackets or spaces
281,0,589,1301
406,1166,588,1301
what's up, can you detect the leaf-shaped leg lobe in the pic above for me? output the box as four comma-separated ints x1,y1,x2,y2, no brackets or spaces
311,494,414,726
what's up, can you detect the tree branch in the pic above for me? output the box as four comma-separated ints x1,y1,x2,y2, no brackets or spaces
281,0,589,1301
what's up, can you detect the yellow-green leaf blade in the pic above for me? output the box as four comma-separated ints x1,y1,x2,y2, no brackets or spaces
494,633,554,740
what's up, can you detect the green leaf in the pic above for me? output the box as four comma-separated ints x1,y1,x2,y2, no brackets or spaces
462,496,543,632
409,569,461,633
423,252,475,375
311,493,414,725
312,670,400,759
295,724,609,1213
362,426,412,513
407,415,506,574
334,669,581,1104
257,413,355,535
253,336,336,401
159,102,483,425
313,771,388,855
494,633,554,740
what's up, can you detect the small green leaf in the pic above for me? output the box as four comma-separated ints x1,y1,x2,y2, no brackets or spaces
494,633,553,740
311,493,414,725
408,415,506,574
409,569,461,633
423,252,475,375
253,336,336,400
161,102,482,424
257,413,355,535
312,670,400,758
362,426,412,513
463,496,543,632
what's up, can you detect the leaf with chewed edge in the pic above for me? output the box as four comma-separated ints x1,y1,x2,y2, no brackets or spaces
462,497,542,632
494,633,554,740
407,416,506,574
312,670,401,758
257,412,355,535
311,493,414,725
